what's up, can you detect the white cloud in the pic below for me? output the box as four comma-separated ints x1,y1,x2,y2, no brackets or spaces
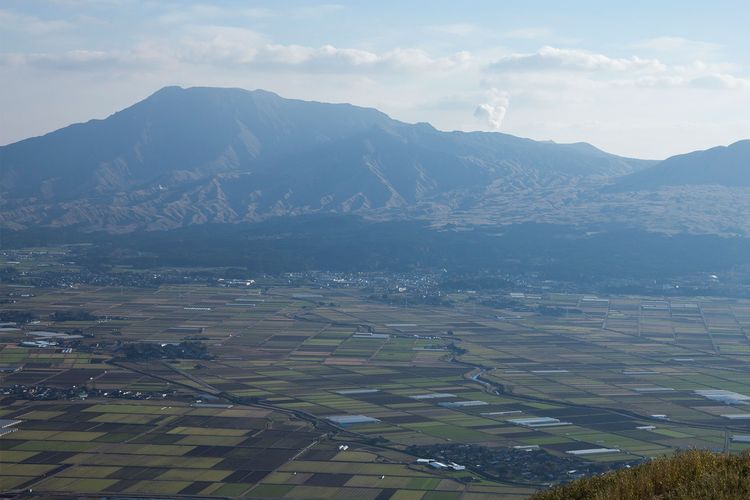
45,0,127,6
687,73,750,89
177,26,470,73
488,46,664,73
0,9,72,34
474,88,509,130
502,28,553,40
483,46,750,93
156,5,275,25
632,74,750,90
426,23,484,37
30,50,120,70
631,36,722,56
288,3,345,18
1,43,168,72
0,50,119,70
0,25,471,76
155,3,342,25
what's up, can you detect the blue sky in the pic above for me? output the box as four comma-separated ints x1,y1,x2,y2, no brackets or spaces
1,0,749,158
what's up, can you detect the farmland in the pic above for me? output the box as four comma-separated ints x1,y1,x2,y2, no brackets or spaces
3,258,750,497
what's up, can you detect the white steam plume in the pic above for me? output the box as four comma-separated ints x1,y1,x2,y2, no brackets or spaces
474,88,509,130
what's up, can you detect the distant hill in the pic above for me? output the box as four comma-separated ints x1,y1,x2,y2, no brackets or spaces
533,449,750,500
0,86,649,232
611,140,750,191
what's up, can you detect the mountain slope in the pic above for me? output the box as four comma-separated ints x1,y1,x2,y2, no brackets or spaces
0,86,393,200
611,140,750,191
0,86,651,232
533,449,750,500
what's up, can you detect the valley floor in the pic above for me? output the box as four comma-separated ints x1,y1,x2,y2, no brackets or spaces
3,272,750,498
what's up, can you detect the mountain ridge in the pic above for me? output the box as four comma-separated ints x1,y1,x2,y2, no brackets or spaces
0,85,653,232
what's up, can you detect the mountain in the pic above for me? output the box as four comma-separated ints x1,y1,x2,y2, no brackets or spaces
611,140,750,191
0,86,650,232
0,86,394,201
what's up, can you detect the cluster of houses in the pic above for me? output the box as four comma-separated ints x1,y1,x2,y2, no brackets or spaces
415,458,466,471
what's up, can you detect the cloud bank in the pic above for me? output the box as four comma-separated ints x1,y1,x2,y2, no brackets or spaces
485,46,750,90
1,2,749,158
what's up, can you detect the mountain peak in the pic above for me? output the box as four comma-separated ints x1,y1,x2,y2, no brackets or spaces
141,85,285,108
611,138,750,191
151,84,184,95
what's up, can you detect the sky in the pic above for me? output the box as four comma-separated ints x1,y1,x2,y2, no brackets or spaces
1,1,749,159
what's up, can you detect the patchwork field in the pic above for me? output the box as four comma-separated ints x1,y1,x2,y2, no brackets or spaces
3,277,750,498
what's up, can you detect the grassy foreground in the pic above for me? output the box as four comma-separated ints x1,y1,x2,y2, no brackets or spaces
532,450,750,500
